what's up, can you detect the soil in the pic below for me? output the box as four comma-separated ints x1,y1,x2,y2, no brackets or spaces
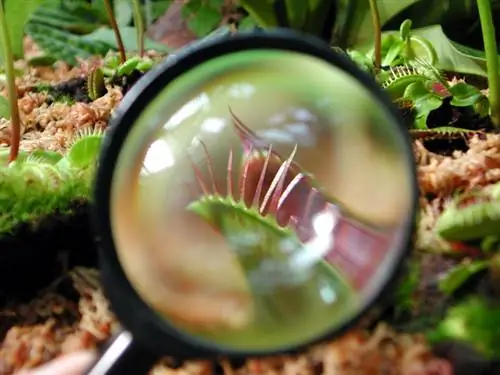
0,199,96,306
1,39,500,374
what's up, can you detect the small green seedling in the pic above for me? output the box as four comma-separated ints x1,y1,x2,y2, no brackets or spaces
102,53,155,78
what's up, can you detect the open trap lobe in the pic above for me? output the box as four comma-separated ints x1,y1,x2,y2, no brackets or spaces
186,111,396,292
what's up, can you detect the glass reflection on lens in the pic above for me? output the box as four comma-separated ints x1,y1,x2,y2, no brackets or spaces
110,50,413,352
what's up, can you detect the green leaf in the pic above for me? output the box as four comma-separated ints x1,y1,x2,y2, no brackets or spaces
30,150,63,164
399,19,412,41
404,80,443,129
25,23,112,66
239,0,279,27
347,50,374,71
91,0,114,24
82,26,171,53
335,0,422,48
207,0,224,8
3,0,44,59
382,0,500,41
438,260,489,295
66,133,104,169
186,5,222,37
393,259,420,317
142,0,172,24
412,25,493,77
359,25,493,77
380,35,405,66
284,0,308,29
0,95,10,119
116,56,141,76
449,82,485,107
238,16,258,31
29,6,101,34
342,0,500,76
428,297,500,359
27,54,58,67
181,0,201,19
302,0,336,36
114,0,133,26
404,80,433,101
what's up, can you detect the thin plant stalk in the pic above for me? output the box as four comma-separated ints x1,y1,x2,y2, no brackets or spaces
103,0,127,64
131,0,145,57
368,0,381,68
0,0,20,163
477,0,500,129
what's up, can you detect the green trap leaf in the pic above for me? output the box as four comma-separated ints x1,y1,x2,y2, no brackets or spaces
438,260,490,296
66,134,104,169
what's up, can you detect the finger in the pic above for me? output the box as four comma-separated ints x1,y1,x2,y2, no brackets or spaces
15,351,96,375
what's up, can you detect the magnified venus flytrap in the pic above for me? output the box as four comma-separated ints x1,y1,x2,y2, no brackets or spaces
82,32,418,373
187,108,394,292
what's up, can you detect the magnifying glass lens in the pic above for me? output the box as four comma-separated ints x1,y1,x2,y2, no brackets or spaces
109,49,414,352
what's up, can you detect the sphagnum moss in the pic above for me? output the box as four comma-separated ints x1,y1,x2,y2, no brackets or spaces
0,129,104,234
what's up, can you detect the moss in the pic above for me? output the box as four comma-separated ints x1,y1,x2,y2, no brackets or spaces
0,167,92,234
0,130,103,235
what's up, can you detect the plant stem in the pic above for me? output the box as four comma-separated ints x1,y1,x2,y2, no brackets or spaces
0,0,20,163
103,0,127,64
477,0,500,128
368,0,381,68
131,0,145,57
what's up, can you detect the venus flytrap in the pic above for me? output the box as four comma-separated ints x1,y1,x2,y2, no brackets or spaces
86,53,156,101
381,58,490,129
434,181,500,298
428,296,500,359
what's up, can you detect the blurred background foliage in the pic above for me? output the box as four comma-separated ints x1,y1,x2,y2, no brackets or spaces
2,0,499,77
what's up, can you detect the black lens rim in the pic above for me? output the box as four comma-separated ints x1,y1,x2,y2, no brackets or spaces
93,27,419,360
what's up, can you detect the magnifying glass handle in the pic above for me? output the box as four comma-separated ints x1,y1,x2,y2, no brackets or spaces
85,330,159,375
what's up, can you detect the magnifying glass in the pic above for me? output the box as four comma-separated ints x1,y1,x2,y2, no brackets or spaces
89,28,418,375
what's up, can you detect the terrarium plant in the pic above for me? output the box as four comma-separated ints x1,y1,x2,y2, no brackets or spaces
0,0,108,304
1,1,500,374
